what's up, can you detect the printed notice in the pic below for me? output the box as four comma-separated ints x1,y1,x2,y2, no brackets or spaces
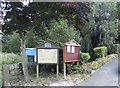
67,46,70,52
37,49,58,63
71,46,75,53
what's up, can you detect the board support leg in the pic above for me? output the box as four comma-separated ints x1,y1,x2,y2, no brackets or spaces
36,64,39,79
63,62,66,79
56,64,59,78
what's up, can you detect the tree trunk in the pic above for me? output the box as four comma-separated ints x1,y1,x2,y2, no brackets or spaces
20,38,29,81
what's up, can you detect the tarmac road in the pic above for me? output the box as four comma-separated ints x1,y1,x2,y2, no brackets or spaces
80,57,118,86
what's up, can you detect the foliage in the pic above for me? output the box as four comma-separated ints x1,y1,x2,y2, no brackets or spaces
80,52,91,64
2,32,21,54
73,65,84,73
117,2,120,43
0,52,22,65
25,32,41,48
89,2,118,54
111,44,120,54
89,57,112,70
45,39,64,48
44,18,81,45
89,61,101,70
94,46,108,58
2,2,92,36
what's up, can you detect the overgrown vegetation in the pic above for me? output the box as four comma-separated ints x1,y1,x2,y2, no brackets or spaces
0,52,22,87
0,53,22,65
73,55,113,73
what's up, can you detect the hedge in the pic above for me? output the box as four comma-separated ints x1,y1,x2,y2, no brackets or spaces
94,46,107,58
111,44,120,54
80,52,91,63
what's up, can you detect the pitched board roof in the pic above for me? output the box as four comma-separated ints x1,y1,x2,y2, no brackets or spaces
36,41,60,49
65,39,81,46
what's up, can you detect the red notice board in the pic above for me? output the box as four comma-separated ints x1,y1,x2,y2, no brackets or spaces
64,39,81,62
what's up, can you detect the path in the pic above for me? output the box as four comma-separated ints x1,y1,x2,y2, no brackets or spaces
80,57,118,86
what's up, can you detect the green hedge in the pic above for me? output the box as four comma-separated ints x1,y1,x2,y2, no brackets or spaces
80,52,91,63
94,46,107,58
111,44,120,54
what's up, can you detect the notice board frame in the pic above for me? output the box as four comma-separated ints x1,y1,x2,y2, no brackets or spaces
36,47,59,64
64,45,80,63
36,41,60,78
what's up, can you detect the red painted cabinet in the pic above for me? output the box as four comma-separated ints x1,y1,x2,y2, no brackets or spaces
64,39,81,62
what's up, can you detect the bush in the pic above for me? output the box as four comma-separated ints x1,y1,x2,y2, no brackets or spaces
73,65,84,73
90,61,101,70
111,44,120,54
80,52,91,64
94,46,108,58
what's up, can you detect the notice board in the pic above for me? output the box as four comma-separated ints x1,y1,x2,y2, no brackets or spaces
37,49,58,64
64,39,81,62
36,42,60,64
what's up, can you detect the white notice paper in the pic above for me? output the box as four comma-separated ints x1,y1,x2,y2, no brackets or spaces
71,46,75,53
67,46,70,52
38,49,58,63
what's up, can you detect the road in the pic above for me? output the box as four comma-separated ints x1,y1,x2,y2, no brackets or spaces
80,58,118,86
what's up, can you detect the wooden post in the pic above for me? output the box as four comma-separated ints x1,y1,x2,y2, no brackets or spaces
56,64,59,78
63,62,66,79
36,64,39,79
77,62,79,65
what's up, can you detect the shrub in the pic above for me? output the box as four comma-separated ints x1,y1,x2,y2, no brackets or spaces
73,65,84,73
94,46,107,58
80,52,91,64
90,61,101,70
111,44,120,54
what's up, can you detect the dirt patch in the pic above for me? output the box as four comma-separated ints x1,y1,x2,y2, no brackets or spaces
10,73,91,86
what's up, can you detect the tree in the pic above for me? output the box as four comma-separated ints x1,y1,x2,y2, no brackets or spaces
2,32,20,53
2,2,36,81
117,2,120,44
44,18,81,46
89,2,118,53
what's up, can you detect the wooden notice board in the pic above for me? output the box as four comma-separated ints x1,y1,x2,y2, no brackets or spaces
64,45,80,62
64,39,81,63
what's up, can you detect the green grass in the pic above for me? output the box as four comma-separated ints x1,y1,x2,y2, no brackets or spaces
0,52,22,87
